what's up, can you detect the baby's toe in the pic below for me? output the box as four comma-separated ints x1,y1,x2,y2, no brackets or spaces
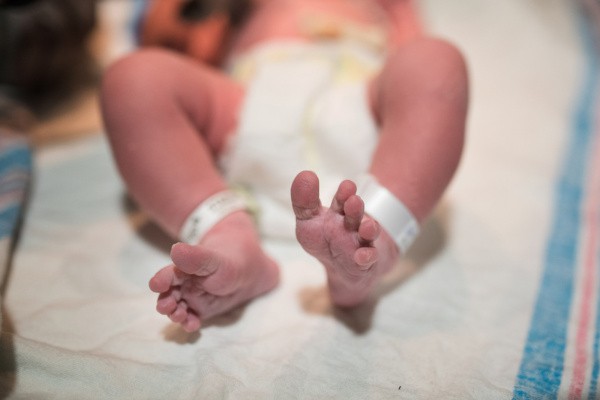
291,171,322,220
331,179,357,213
169,301,189,323
354,247,378,270
358,217,380,243
343,195,364,231
182,313,201,332
156,292,179,315
149,264,183,293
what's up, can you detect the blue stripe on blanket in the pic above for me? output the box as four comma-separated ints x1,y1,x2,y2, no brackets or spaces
129,0,148,46
512,6,600,399
586,3,600,397
0,134,31,240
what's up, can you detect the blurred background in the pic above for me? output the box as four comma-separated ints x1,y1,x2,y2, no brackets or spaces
0,0,137,144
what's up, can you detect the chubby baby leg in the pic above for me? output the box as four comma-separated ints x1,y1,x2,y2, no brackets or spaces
367,37,468,222
291,37,467,307
101,50,280,331
291,171,399,307
149,211,279,332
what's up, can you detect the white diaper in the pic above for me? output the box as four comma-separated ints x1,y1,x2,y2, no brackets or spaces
220,40,384,239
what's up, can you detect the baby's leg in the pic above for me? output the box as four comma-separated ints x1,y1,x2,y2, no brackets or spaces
292,37,468,306
368,37,468,222
101,49,279,331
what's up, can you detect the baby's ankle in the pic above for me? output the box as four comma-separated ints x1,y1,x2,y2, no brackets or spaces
200,210,258,244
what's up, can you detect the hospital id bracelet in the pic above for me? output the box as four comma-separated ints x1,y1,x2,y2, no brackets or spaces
179,190,248,244
357,174,420,254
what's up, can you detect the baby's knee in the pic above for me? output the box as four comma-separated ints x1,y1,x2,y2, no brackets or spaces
404,37,466,65
393,37,467,76
101,48,180,100
383,37,469,100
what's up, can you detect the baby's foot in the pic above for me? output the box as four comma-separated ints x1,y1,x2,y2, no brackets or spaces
291,171,399,307
149,212,279,332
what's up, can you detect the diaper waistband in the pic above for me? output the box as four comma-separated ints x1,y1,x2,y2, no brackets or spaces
227,39,384,84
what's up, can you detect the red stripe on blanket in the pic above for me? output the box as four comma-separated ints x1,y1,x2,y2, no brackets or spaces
568,92,600,399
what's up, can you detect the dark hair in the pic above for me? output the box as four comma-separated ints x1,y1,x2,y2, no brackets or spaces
0,0,98,117
179,0,253,27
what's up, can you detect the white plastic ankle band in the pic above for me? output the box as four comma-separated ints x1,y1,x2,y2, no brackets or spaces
179,190,247,244
357,174,420,254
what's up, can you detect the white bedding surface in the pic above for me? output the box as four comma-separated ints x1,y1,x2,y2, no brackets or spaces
0,1,590,398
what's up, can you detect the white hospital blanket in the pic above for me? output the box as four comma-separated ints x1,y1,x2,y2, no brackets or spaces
0,0,591,398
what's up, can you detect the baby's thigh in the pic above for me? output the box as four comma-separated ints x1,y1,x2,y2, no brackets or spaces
102,48,244,154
